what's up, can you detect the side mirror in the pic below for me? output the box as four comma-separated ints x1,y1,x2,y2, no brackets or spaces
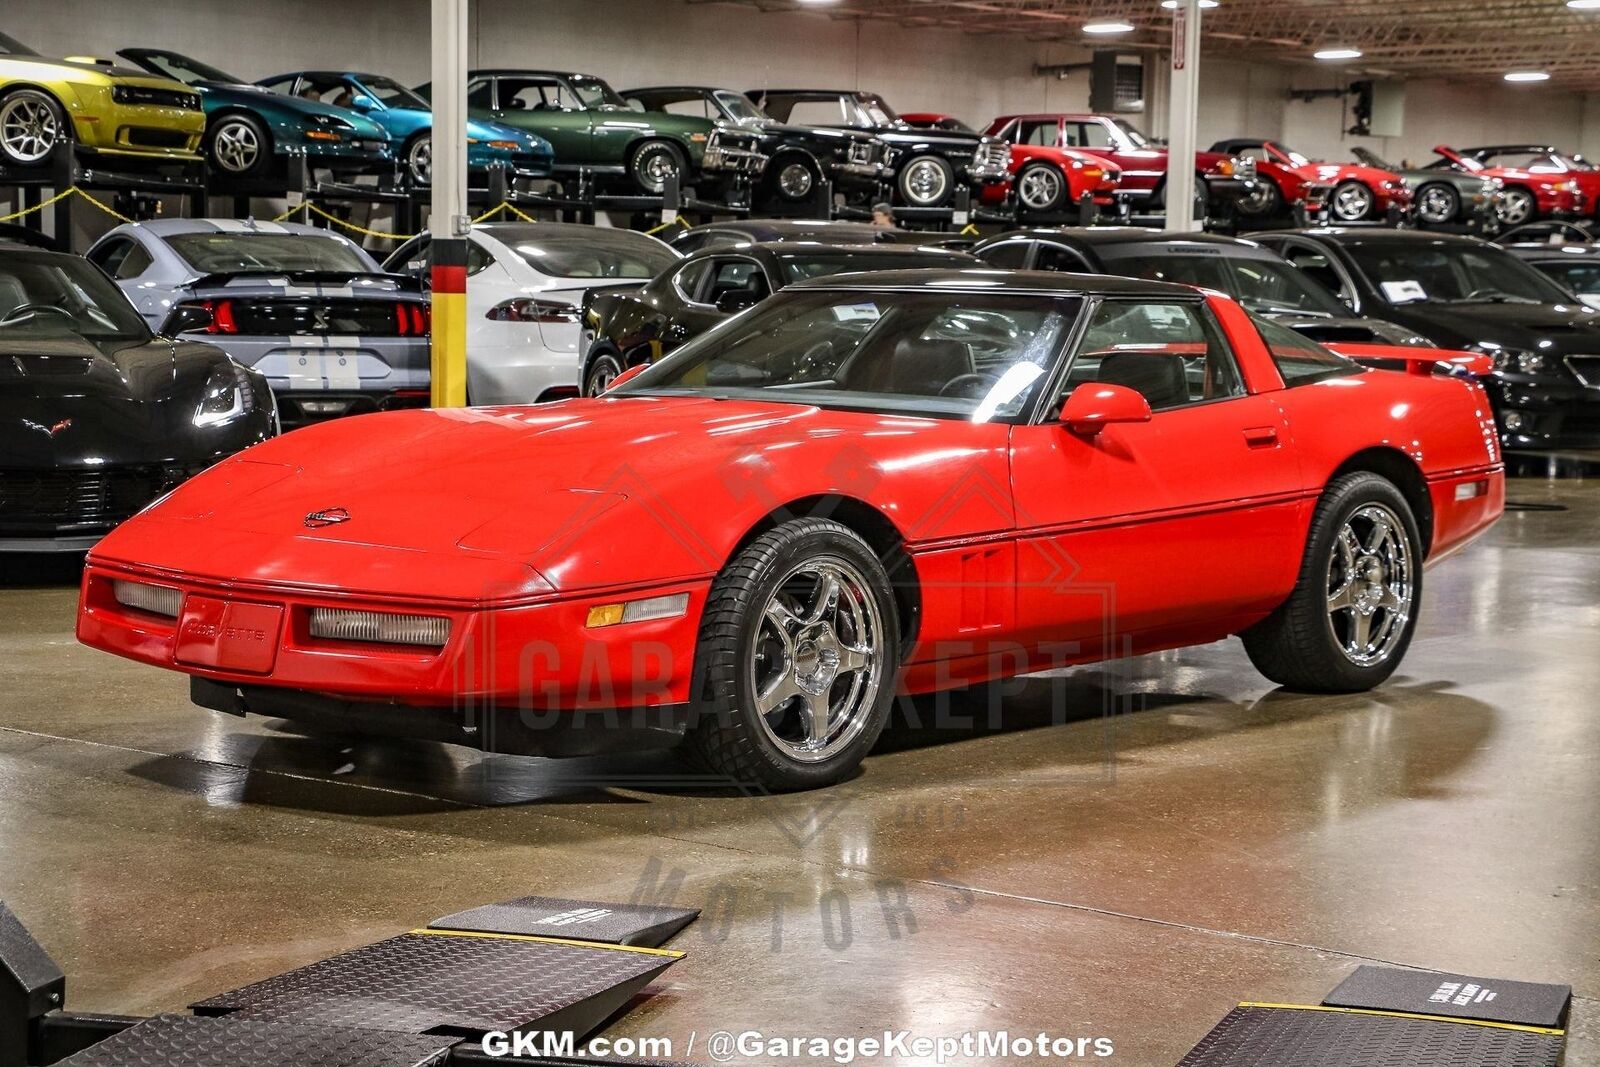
1059,383,1152,436
715,289,759,313
163,304,213,336
604,364,648,393
349,94,376,111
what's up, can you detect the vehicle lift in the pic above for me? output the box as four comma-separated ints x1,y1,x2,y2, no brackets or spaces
0,143,205,252
0,895,702,1067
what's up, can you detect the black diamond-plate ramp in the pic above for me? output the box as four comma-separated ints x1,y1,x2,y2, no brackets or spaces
1176,1005,1563,1067
190,931,681,1038
51,1014,456,1067
431,896,700,948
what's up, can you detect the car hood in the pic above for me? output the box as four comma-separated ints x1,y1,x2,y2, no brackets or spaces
1382,299,1600,351
92,395,1013,600
0,334,233,466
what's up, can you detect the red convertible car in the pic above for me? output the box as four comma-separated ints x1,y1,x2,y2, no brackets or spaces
77,272,1504,791
903,112,1122,212
1426,145,1585,225
1211,138,1410,222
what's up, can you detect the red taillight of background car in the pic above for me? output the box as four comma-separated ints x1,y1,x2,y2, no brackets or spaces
394,302,430,336
485,298,580,324
186,299,237,334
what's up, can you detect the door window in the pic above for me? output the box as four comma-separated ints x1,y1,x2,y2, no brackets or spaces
704,258,771,305
1068,122,1114,149
1015,119,1059,147
1058,300,1244,412
466,79,495,109
1279,242,1354,304
1034,243,1093,273
978,240,1032,268
672,259,714,303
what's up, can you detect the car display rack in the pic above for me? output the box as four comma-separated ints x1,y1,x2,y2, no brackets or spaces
0,143,205,253
0,897,702,1067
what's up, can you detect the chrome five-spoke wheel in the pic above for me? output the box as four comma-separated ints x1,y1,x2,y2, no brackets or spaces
750,557,885,763
1326,503,1413,667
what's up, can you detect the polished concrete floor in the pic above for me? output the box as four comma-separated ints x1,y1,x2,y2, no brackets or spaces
2,473,1597,1065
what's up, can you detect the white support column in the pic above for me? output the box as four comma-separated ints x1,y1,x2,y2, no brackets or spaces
429,0,469,408
1164,0,1201,233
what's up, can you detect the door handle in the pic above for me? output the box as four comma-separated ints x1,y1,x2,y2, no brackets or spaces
1242,425,1279,447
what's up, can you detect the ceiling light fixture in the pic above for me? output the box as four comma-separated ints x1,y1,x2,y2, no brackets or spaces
1566,0,1600,9
1503,70,1551,81
1084,20,1136,33
1161,0,1220,7
1313,48,1363,60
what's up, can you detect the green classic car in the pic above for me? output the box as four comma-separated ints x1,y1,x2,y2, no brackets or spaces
1351,146,1502,226
420,70,765,196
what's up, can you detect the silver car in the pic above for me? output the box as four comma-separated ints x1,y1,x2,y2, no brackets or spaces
86,219,430,427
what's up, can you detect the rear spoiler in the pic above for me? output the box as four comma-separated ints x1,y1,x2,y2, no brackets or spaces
1326,342,1494,378
186,270,423,293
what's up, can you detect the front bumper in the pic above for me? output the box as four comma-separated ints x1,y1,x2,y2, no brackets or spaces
77,561,709,711
1,461,210,551
201,335,430,409
1489,375,1600,450
70,100,204,162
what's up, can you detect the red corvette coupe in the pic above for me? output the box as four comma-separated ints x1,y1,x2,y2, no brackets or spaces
902,112,1122,212
77,272,1504,791
1426,145,1585,225
1212,138,1410,222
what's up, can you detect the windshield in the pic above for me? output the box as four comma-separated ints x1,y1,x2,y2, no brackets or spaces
615,289,1077,422
131,51,240,85
0,32,38,56
570,76,624,109
1346,241,1575,304
857,93,899,126
715,91,766,124
1533,258,1600,297
357,74,429,110
165,232,373,274
1095,248,1348,317
0,250,150,341
777,251,966,283
1270,142,1312,167
1112,118,1150,148
509,231,676,279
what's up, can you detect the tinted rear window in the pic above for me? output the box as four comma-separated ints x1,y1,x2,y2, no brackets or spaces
166,233,374,274
508,232,677,279
1252,313,1362,386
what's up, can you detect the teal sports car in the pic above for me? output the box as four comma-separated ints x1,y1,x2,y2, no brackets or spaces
258,70,554,186
116,48,392,180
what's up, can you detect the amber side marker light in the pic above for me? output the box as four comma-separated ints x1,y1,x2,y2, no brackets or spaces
585,593,690,629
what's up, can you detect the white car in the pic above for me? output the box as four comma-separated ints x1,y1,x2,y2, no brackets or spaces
383,223,680,404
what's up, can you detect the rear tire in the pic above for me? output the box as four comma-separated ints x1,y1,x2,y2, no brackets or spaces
763,154,822,205
1015,161,1068,212
207,113,272,178
628,139,686,196
584,350,624,397
683,518,899,791
896,154,955,207
1414,183,1460,224
1497,187,1537,226
404,133,432,185
1234,177,1283,219
1241,472,1422,692
1330,180,1375,221
0,89,67,167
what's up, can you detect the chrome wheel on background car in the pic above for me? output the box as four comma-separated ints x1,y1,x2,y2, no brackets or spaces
407,135,433,184
1497,188,1536,226
1241,471,1422,693
1325,503,1414,667
775,159,815,200
584,352,624,397
629,140,685,195
1415,183,1459,224
0,90,63,166
750,557,885,764
1331,181,1374,221
1234,178,1282,218
208,116,267,176
685,517,899,790
1016,163,1066,211
897,155,953,207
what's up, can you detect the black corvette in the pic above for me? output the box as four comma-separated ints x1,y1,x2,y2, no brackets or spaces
666,218,974,255
0,243,276,551
748,89,1010,209
972,227,1427,348
1251,228,1600,451
622,86,888,210
581,241,977,395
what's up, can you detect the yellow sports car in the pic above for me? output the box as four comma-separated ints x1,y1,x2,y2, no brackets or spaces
0,32,203,168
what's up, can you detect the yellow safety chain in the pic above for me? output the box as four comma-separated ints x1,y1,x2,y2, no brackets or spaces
0,186,133,225
959,222,980,237
644,215,690,236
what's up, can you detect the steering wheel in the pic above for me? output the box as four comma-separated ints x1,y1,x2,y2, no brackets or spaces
0,303,74,325
1461,288,1505,301
939,372,1001,400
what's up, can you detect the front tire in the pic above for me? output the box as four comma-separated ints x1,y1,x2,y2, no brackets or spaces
628,139,686,196
1234,178,1283,219
683,518,899,791
1242,472,1421,692
1330,180,1375,221
1497,187,1537,226
1015,161,1068,212
896,154,955,207
764,154,822,205
404,133,432,185
0,89,67,167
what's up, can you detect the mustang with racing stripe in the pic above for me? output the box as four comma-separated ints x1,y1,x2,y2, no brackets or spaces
77,270,1503,791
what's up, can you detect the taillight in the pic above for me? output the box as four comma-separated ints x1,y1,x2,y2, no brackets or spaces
394,302,430,336
486,298,580,323
185,299,237,334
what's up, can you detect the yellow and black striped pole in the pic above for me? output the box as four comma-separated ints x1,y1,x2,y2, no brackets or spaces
429,0,469,408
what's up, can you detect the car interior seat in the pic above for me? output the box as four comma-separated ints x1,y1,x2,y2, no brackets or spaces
1096,351,1189,410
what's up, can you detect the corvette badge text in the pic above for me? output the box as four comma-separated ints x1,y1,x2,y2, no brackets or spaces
480,1030,1115,1062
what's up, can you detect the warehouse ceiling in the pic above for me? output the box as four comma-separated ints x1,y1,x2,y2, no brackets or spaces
702,0,1600,89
